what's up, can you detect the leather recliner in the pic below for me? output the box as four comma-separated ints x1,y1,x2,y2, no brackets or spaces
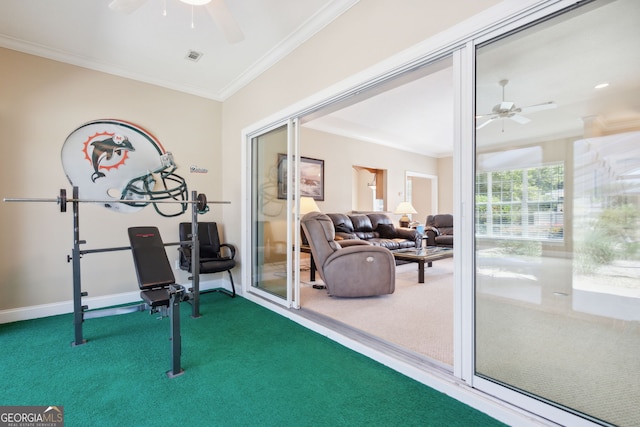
424,214,453,247
301,212,395,297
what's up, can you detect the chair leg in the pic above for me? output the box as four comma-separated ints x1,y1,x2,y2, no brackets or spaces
199,270,236,298
220,270,236,298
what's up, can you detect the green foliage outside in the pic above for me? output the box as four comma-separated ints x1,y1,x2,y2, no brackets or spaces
475,164,564,238
576,204,640,274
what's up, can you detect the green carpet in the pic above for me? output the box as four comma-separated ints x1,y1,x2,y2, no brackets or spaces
1,293,503,426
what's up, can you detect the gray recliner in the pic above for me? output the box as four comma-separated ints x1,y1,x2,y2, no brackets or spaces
301,212,395,297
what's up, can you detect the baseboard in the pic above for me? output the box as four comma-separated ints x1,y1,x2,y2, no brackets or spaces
0,278,229,324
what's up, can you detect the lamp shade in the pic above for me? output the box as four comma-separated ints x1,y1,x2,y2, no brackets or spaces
394,201,417,228
179,0,211,5
394,201,417,215
299,196,320,215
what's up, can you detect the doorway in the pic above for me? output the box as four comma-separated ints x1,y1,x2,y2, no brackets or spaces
297,56,455,368
405,171,438,223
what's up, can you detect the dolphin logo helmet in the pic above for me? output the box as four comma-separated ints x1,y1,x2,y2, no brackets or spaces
61,119,188,217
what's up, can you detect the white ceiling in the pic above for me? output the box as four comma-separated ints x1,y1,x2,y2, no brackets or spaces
0,0,357,100
1,0,639,159
304,58,455,158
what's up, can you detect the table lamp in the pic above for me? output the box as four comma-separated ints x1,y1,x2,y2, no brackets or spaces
394,201,417,227
298,196,320,244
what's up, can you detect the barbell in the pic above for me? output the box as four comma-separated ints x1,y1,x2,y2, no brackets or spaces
3,188,228,213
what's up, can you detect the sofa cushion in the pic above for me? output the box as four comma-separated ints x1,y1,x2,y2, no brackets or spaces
348,214,373,232
428,214,453,229
367,238,401,250
435,235,454,246
376,223,397,239
327,213,354,233
367,213,393,229
335,223,353,233
355,231,377,240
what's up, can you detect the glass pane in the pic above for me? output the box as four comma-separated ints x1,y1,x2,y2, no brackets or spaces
251,125,289,298
475,1,640,425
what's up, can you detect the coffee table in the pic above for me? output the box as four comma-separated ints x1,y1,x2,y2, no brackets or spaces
392,246,453,283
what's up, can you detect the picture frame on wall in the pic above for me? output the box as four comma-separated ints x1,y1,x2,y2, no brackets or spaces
277,154,324,201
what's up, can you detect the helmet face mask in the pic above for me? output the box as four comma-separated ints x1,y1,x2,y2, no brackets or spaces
61,119,188,216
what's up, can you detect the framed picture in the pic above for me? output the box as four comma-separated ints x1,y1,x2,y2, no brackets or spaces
277,154,324,201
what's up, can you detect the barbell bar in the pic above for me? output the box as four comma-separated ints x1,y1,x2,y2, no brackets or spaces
3,188,229,213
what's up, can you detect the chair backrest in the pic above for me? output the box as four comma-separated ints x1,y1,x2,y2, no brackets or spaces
128,226,175,290
301,212,341,277
426,214,454,234
179,222,221,258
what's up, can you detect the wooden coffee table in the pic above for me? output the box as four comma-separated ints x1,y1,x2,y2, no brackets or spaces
392,246,453,283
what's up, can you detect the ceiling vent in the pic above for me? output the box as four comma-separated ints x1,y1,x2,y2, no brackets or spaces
185,50,203,62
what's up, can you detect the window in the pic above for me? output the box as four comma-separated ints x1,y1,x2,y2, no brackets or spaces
475,163,564,240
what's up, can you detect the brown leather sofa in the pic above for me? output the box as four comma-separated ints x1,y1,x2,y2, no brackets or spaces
326,213,421,251
424,214,453,247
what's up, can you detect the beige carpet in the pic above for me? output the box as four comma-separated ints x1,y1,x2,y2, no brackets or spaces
300,257,454,366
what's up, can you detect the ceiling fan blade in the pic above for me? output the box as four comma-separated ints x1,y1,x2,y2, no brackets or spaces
499,101,515,111
509,114,531,125
520,101,557,114
108,0,148,14
476,117,497,130
205,0,245,44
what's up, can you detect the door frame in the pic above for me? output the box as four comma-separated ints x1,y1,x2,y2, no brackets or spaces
244,118,302,308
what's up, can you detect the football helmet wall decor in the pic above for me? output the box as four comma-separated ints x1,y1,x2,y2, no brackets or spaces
61,119,188,217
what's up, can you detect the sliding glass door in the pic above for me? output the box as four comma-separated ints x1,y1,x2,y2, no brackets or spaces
250,120,301,307
474,1,640,425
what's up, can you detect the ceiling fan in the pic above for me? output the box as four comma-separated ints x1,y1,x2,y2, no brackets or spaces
108,0,245,43
476,79,557,130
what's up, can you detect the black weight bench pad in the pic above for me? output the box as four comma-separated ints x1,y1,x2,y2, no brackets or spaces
128,226,176,308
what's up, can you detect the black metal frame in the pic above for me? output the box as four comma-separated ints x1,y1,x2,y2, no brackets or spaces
67,187,206,377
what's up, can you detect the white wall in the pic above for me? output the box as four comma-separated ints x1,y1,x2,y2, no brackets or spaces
300,127,438,220
438,156,454,214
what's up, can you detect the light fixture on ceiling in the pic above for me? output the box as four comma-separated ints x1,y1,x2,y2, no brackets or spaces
178,0,211,28
179,0,211,5
594,82,609,89
109,0,245,43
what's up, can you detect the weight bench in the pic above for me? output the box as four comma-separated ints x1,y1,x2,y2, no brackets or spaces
128,226,186,378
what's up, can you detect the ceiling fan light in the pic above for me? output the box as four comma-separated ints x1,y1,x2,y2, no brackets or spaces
179,0,211,5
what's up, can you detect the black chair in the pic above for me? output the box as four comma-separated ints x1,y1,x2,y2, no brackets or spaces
179,222,236,298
